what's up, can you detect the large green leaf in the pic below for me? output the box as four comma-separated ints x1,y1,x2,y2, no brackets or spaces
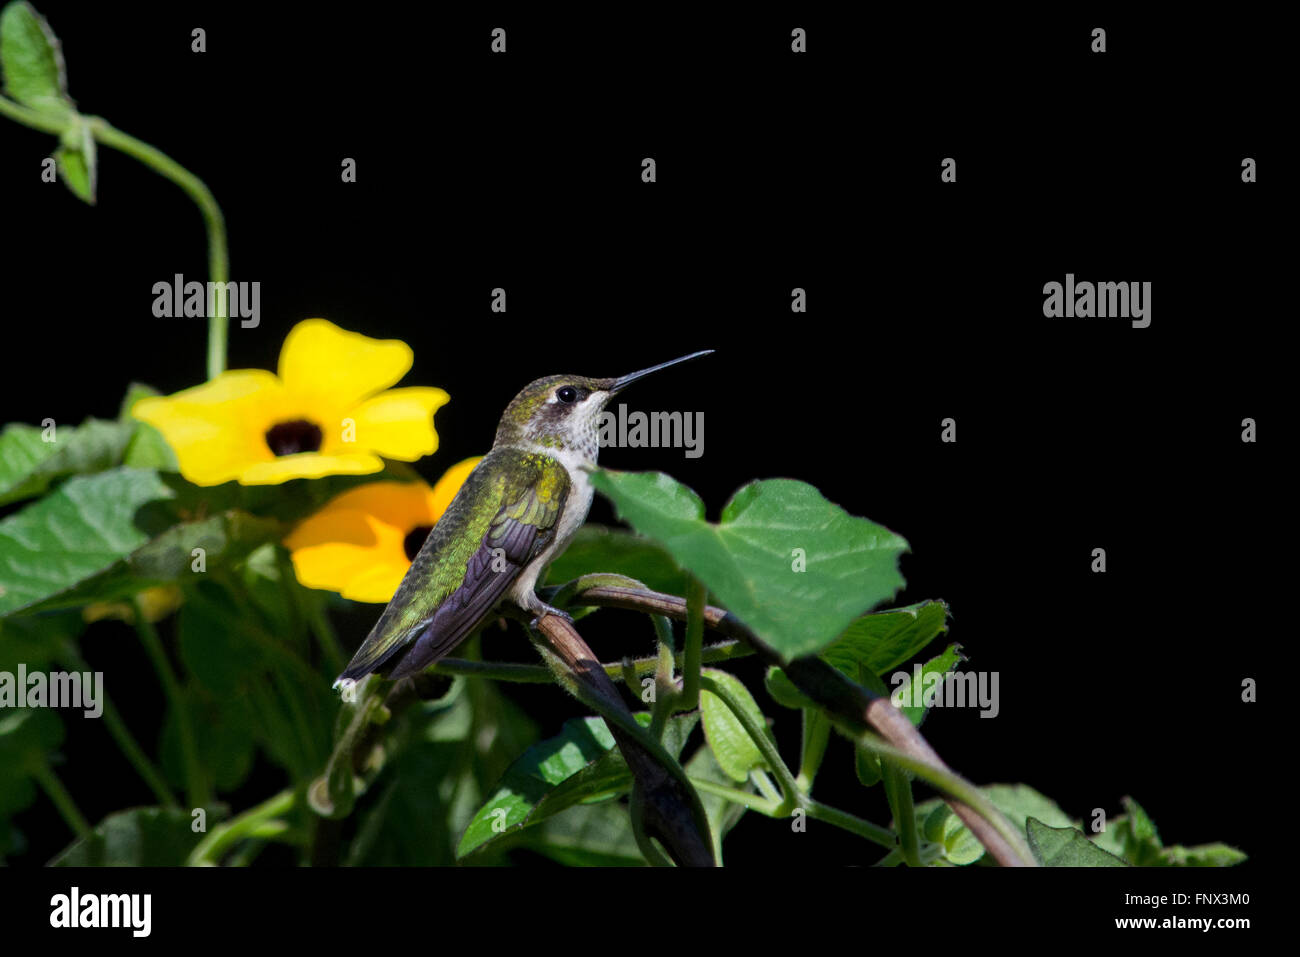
0,418,134,506
0,467,281,615
457,712,697,860
0,468,175,614
589,471,908,661
50,807,207,865
1026,818,1128,867
0,1,72,116
545,524,689,596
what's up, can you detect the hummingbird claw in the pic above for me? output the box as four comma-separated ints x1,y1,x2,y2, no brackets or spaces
528,602,573,631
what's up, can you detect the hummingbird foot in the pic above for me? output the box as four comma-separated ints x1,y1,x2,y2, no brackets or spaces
526,600,574,631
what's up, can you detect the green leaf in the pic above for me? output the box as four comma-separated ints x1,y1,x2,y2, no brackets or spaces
921,804,985,866
0,418,134,506
821,600,950,678
888,642,965,726
53,116,95,203
763,665,814,710
545,524,690,596
589,471,908,661
0,1,72,116
914,784,1074,866
526,800,646,866
1026,817,1128,867
119,384,178,470
699,667,773,783
1157,843,1247,867
457,712,696,860
0,467,175,615
686,743,749,864
50,807,208,865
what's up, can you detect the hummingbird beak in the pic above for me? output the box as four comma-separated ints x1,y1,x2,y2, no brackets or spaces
608,350,714,395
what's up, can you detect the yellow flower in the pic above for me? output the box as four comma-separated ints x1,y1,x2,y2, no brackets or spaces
133,319,449,485
284,457,482,603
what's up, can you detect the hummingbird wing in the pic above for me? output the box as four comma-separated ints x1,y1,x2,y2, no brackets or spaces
336,448,571,684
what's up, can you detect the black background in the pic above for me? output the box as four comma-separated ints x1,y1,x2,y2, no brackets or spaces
0,0,1280,933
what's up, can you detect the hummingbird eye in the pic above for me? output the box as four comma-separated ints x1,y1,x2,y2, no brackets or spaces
556,386,579,403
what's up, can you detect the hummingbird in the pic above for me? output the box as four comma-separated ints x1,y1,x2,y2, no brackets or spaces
334,350,713,688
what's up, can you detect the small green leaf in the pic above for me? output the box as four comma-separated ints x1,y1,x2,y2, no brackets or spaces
1026,817,1128,867
699,668,773,783
822,600,950,678
118,384,179,470
50,807,209,865
590,471,908,661
764,665,814,710
889,642,965,725
0,1,72,116
53,117,95,203
920,805,985,865
1157,842,1247,867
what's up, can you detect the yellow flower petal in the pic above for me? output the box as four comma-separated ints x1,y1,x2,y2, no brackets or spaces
341,563,410,603
132,371,286,485
237,451,383,485
294,480,438,530
286,509,405,597
343,387,450,461
278,318,414,411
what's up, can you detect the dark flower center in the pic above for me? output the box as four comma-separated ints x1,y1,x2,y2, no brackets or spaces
404,525,434,561
265,419,323,456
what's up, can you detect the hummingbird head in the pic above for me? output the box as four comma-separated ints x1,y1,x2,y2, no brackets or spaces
493,351,713,460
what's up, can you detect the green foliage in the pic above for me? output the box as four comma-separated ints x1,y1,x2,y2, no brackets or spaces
51,807,207,865
588,470,908,661
0,1,70,115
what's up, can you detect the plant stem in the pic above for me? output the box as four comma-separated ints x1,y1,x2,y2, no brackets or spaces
680,577,706,710
188,788,297,865
797,708,831,791
882,760,922,867
803,798,896,849
0,93,66,133
31,761,92,839
58,643,178,808
688,777,781,815
132,599,208,808
88,118,228,378
413,640,750,688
